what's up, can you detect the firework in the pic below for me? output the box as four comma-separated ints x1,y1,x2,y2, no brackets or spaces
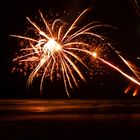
11,8,111,97
11,8,140,97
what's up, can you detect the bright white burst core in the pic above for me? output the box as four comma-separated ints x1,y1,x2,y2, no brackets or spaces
43,38,62,54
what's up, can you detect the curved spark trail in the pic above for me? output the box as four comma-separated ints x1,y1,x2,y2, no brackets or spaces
106,44,140,95
91,51,140,93
98,57,140,86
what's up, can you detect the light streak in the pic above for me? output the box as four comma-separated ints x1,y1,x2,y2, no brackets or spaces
99,57,140,86
92,52,140,89
107,45,140,95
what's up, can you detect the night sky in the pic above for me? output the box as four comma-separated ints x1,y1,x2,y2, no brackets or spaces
1,0,140,99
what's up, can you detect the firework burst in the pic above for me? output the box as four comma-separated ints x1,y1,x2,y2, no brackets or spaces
11,8,140,97
11,8,112,97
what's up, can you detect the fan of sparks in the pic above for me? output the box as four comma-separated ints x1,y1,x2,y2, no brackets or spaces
11,8,140,97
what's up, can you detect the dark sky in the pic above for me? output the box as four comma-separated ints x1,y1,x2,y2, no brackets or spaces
1,0,140,98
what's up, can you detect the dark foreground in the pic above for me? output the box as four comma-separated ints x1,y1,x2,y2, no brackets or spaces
0,99,140,140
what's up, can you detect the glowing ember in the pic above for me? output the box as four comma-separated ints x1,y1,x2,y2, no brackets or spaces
92,52,97,58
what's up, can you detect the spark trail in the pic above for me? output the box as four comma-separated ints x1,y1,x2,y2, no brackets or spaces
99,58,140,86
92,52,140,95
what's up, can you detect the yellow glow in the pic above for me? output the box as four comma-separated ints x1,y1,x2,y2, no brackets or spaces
133,88,139,96
93,52,97,58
